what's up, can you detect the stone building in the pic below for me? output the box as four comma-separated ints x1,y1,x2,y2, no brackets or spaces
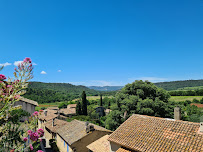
38,109,58,130
14,97,38,121
56,120,112,152
59,104,77,119
95,106,105,117
108,114,203,152
44,118,69,140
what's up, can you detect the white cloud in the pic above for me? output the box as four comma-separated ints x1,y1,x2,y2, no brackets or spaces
32,62,37,65
0,62,12,67
68,80,120,86
58,70,61,72
14,61,23,66
40,71,47,74
128,77,168,83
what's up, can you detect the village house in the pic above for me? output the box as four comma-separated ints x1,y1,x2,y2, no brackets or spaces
95,106,105,117
107,113,203,152
56,119,112,152
59,104,77,119
14,97,38,121
44,118,69,140
38,109,58,130
87,135,110,152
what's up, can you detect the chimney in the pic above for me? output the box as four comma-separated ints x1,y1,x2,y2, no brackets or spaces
174,107,181,120
200,122,203,133
52,118,55,127
44,110,47,116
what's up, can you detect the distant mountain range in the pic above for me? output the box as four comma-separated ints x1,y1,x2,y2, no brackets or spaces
88,80,203,91
88,86,123,91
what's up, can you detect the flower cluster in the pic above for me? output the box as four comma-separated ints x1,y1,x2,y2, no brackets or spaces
26,128,44,142
0,74,6,81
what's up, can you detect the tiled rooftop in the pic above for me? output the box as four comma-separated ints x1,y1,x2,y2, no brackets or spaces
87,135,110,152
38,109,58,121
44,118,69,133
20,97,38,106
57,119,112,145
108,114,203,152
116,148,132,152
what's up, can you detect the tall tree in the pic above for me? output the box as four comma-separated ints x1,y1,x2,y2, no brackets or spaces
100,94,103,106
81,91,87,115
76,101,82,115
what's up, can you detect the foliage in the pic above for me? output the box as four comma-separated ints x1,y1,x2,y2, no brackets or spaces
81,91,87,115
24,82,116,104
100,94,103,106
169,89,203,96
105,80,172,130
49,139,59,152
155,79,203,91
76,101,82,115
0,58,44,152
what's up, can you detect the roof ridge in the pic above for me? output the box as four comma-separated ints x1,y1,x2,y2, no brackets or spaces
132,114,200,125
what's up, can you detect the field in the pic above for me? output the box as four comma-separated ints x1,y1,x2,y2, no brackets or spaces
170,96,203,102
35,95,203,111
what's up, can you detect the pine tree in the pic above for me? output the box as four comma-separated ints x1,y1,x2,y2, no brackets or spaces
100,94,103,106
81,91,87,115
76,101,82,115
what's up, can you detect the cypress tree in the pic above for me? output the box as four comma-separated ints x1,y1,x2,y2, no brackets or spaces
81,91,87,115
76,101,82,115
108,101,111,109
100,94,103,106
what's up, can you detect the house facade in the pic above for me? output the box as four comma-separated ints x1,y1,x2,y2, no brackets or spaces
14,97,38,121
56,119,112,152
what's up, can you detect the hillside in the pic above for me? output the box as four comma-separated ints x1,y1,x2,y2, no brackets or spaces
88,86,123,91
154,80,203,91
24,82,115,104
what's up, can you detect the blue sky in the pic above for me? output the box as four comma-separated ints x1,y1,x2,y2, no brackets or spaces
0,0,203,86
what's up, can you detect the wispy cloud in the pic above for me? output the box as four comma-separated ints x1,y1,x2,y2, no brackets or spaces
58,70,61,72
40,71,47,74
68,80,123,86
14,61,23,66
32,62,37,65
0,62,12,67
128,77,168,83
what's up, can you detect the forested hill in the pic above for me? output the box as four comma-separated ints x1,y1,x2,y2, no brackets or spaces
88,86,123,91
28,82,97,94
154,80,203,91
24,82,115,104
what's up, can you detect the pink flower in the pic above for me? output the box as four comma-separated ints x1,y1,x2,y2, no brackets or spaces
0,74,6,80
37,150,44,152
30,132,39,141
23,57,32,63
33,111,39,116
37,128,44,137
23,137,28,142
27,130,33,135
29,144,33,151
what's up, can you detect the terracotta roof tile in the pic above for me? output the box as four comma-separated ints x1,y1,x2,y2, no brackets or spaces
57,119,112,145
191,103,203,108
60,108,76,115
108,114,203,152
38,109,58,121
87,135,110,152
116,148,132,152
67,104,77,109
44,119,69,133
